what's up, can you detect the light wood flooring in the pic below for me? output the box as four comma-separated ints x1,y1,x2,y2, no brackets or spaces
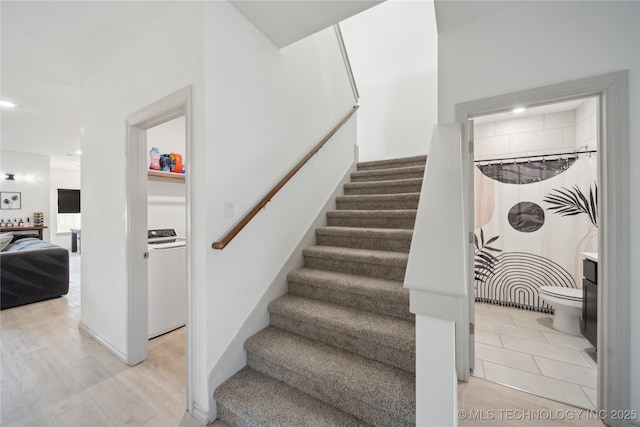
1,253,603,426
0,253,209,427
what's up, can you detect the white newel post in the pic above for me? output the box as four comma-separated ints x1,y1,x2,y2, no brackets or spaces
404,125,469,427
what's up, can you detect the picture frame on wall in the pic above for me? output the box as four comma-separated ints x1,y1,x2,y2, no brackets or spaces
1,192,22,210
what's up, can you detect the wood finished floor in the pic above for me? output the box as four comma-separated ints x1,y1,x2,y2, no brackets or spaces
0,253,212,427
1,253,603,426
459,376,604,426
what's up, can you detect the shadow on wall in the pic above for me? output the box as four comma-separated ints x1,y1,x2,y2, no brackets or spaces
358,70,437,161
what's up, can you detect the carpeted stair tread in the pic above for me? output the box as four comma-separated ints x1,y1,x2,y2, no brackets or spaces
269,294,415,372
327,209,417,219
215,153,423,426
303,246,408,281
344,178,423,195
327,209,416,229
316,226,413,253
304,245,408,266
351,165,425,182
288,268,408,304
269,294,415,353
287,268,412,321
357,155,427,171
245,327,415,426
335,193,420,210
214,367,367,427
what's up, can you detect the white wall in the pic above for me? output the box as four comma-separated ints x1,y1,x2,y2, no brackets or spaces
80,0,355,420
437,0,639,415
0,150,50,241
416,315,457,427
80,0,207,413
203,1,355,419
49,167,81,249
340,0,437,161
147,116,186,169
147,116,186,237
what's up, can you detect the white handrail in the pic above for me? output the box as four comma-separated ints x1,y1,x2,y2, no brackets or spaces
334,24,359,103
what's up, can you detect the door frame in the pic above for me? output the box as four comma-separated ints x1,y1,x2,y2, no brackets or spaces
125,86,194,410
454,71,630,419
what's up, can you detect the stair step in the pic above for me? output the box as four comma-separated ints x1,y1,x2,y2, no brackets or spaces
288,268,412,321
327,209,416,229
316,226,412,253
303,246,408,281
336,193,420,210
357,155,427,171
245,327,415,426
351,165,425,183
213,149,425,425
344,178,423,195
269,294,415,373
214,367,367,427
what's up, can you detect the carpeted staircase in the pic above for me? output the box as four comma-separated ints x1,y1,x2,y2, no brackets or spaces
214,154,427,426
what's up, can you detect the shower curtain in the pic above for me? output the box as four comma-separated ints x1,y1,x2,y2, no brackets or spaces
474,154,598,312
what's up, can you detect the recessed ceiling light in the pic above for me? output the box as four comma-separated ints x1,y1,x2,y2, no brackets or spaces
76,150,82,155
0,100,18,108
512,107,526,114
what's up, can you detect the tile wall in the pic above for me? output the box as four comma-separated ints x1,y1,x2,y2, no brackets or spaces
475,109,579,160
576,98,598,151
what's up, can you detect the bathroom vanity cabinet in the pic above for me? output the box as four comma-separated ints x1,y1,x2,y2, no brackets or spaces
581,257,597,349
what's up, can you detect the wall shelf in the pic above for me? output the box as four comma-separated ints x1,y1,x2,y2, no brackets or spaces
148,170,185,181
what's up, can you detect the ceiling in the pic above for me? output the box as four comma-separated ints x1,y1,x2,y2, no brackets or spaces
0,1,177,169
433,0,516,33
1,0,434,170
230,0,383,48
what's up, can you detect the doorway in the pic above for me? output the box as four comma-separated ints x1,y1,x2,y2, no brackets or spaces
470,97,599,409
146,116,187,341
125,87,193,413
455,71,630,420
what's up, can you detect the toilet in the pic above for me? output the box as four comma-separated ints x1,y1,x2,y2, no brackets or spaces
539,286,583,335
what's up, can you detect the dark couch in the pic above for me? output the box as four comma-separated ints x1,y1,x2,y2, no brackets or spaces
1,238,69,309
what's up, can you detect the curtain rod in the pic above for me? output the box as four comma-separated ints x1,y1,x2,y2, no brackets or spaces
474,149,597,165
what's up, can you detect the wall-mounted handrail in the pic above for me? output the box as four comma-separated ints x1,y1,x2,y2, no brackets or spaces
212,105,359,250
334,24,359,103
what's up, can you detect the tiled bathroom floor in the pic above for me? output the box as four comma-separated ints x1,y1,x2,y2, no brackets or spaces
472,302,597,410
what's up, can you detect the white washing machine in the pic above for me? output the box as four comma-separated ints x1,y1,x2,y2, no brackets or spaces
147,229,186,339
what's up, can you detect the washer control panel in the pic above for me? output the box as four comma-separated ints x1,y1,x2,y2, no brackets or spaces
148,229,177,240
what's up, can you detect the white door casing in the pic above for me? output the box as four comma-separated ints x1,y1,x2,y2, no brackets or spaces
125,86,194,413
454,71,630,423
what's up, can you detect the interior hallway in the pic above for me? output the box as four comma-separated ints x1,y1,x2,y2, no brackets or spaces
0,253,603,426
0,253,207,427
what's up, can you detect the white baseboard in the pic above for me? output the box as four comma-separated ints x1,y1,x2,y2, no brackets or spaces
78,321,128,364
190,401,210,425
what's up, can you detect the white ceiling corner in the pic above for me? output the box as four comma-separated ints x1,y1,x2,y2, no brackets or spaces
1,1,177,169
433,0,515,33
2,0,385,169
229,0,384,48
